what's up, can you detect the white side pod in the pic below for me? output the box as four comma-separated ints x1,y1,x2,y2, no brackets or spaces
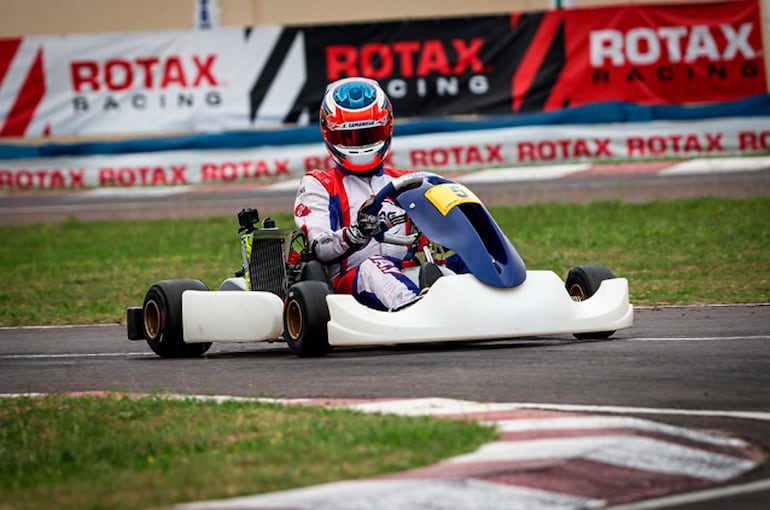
182,290,284,343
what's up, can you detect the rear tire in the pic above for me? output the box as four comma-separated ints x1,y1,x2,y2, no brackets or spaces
566,265,617,340
283,281,332,357
300,260,333,287
142,279,212,358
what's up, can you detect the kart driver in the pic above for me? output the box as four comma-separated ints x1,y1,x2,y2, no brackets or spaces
293,77,432,311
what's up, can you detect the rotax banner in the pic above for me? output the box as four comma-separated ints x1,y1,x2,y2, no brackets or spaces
1,118,768,190
0,0,765,138
558,0,765,107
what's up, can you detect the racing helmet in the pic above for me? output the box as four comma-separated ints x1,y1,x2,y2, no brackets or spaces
320,77,394,175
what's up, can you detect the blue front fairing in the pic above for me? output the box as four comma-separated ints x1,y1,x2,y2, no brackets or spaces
396,175,527,288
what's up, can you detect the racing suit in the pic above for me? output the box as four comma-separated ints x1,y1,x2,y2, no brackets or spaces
294,166,421,311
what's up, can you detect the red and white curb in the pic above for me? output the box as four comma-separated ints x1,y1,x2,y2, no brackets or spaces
178,397,765,510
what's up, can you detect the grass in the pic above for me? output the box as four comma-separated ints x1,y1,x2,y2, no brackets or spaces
493,198,770,305
0,394,497,510
0,197,768,326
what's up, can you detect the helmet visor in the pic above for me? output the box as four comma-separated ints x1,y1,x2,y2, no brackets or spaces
324,124,391,147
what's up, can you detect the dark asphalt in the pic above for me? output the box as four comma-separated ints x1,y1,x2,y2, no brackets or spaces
1,305,769,508
2,169,769,224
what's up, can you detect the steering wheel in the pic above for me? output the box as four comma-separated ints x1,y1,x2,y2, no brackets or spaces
359,173,427,247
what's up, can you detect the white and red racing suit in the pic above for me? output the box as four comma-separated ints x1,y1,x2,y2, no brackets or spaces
293,166,422,311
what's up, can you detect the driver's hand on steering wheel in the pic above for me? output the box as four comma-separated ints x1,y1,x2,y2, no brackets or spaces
356,196,382,237
344,197,382,247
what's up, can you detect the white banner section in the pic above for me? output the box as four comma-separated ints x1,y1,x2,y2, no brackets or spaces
3,27,295,137
1,118,769,190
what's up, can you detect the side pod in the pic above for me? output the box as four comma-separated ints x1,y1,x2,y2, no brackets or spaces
181,290,284,343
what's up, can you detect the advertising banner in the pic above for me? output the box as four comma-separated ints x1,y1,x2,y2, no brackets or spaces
1,117,767,190
0,0,765,138
553,0,766,108
0,27,291,137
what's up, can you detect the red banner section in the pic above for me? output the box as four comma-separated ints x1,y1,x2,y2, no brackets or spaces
553,0,766,108
0,1,765,137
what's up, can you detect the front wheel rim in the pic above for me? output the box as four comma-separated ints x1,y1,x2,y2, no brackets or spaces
568,284,586,302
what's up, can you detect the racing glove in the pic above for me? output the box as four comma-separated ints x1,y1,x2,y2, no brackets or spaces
344,197,382,248
343,225,366,247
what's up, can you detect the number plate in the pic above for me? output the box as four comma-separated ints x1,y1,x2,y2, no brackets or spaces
424,183,481,216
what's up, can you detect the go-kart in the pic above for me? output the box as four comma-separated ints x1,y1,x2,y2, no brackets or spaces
126,172,633,357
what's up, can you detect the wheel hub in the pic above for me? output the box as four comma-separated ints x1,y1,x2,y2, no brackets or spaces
568,284,586,302
144,299,161,339
285,299,303,340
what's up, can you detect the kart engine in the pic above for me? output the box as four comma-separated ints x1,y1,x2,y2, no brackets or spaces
237,208,302,299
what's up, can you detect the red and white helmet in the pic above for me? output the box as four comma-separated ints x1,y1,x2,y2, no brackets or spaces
319,77,394,175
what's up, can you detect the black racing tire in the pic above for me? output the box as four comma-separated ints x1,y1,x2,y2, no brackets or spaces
142,279,212,358
566,265,617,340
300,260,333,287
283,281,332,357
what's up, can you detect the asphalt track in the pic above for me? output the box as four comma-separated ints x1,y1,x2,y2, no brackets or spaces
1,159,770,224
1,160,769,508
1,305,769,508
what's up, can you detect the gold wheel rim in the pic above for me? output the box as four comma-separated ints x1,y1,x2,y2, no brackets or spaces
144,299,161,339
568,284,586,302
286,300,303,340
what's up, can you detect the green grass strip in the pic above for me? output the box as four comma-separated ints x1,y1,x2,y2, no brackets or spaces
0,197,768,326
0,394,496,510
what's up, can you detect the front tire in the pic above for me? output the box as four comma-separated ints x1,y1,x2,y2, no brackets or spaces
283,281,332,357
142,279,212,358
566,265,617,340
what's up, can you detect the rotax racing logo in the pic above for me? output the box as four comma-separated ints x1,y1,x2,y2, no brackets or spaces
325,37,490,101
589,22,761,85
69,53,223,114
